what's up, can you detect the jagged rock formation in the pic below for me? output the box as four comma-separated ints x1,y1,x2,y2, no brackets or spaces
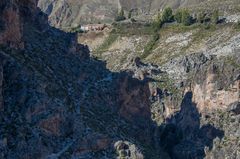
0,0,240,159
162,55,240,159
112,53,240,159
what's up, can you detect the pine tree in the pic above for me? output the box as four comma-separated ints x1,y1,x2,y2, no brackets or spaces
162,7,173,23
181,9,192,26
115,8,126,21
174,9,183,23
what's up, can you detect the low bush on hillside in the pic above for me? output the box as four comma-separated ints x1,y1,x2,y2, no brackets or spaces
197,12,210,24
115,8,126,22
111,22,154,35
141,34,159,59
153,7,174,31
211,10,219,24
174,9,193,26
234,21,240,30
161,7,174,23
95,33,119,54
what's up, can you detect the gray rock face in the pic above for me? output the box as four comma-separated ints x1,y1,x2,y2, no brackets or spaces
228,102,240,115
38,0,120,28
114,140,144,159
225,14,240,23
162,53,211,82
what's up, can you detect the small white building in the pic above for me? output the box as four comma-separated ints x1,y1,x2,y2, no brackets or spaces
80,26,89,32
80,24,108,32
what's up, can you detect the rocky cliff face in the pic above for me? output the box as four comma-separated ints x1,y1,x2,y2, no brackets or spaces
0,0,166,158
0,0,23,48
0,0,240,159
0,57,3,111
126,54,240,159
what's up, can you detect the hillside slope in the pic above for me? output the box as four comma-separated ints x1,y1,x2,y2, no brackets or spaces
38,0,240,28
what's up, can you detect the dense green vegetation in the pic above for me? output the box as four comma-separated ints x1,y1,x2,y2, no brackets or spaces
174,9,193,26
161,7,174,23
153,7,174,31
142,7,195,58
141,7,223,59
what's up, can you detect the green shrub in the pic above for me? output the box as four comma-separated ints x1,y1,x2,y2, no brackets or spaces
181,9,193,26
115,16,126,22
234,21,240,30
115,8,126,21
141,34,159,59
152,20,163,32
152,12,164,31
174,9,183,23
174,9,193,26
211,10,219,24
128,11,132,19
152,7,174,31
197,12,205,23
161,7,174,23
119,8,124,17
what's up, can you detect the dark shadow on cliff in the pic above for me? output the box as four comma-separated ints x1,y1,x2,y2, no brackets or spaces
158,92,224,159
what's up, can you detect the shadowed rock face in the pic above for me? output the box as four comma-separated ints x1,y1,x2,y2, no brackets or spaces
0,56,3,111
164,92,224,159
163,52,240,111
0,0,39,48
0,0,239,159
0,0,164,158
0,0,23,48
